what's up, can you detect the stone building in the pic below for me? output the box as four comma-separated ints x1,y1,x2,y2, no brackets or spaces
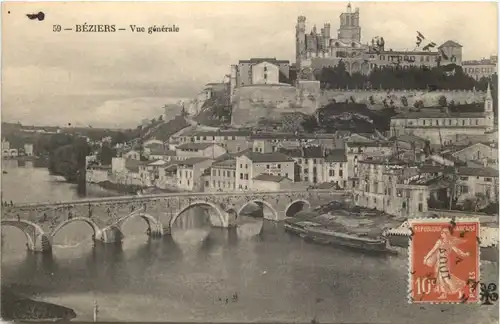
207,159,237,192
252,174,294,191
278,146,348,187
176,158,214,191
389,84,495,145
175,143,227,159
462,55,498,81
177,130,252,153
296,3,461,76
353,156,430,218
231,58,291,88
235,152,295,191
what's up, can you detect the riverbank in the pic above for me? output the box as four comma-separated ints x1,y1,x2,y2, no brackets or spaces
1,286,77,321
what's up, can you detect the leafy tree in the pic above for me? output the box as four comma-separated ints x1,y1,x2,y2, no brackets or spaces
301,115,319,132
401,96,408,107
97,144,117,165
413,100,424,109
158,114,163,121
438,95,448,107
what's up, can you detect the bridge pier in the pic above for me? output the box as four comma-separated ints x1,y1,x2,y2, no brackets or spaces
29,233,52,253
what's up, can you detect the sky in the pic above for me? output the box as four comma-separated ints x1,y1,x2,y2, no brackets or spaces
2,1,498,128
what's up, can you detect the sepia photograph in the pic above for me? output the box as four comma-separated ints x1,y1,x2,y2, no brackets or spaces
1,1,499,323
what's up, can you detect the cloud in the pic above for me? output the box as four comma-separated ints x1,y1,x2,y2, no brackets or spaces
1,2,497,127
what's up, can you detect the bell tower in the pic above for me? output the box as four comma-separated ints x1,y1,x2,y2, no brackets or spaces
338,3,361,42
485,83,495,132
296,16,307,70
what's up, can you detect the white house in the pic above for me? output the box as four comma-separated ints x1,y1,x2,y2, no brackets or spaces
252,174,294,191
176,157,214,191
175,143,227,159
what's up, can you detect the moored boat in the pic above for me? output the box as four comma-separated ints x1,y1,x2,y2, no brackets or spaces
304,226,389,253
284,219,322,236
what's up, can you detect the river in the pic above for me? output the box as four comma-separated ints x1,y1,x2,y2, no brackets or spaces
1,162,498,323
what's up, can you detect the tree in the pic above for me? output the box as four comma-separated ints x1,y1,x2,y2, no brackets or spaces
401,96,408,107
97,144,117,165
413,100,424,109
158,114,163,121
301,115,319,132
438,95,448,107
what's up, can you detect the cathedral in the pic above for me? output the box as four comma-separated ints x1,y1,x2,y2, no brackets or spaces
296,3,463,78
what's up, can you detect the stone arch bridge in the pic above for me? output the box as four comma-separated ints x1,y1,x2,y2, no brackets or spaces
1,189,344,253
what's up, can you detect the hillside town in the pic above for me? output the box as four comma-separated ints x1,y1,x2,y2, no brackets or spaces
77,3,499,220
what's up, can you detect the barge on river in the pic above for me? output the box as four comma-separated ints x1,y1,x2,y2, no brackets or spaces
285,218,389,253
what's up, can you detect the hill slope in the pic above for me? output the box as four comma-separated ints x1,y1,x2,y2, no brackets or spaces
193,88,231,127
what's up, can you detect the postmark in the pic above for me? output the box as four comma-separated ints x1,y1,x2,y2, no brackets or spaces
408,218,480,304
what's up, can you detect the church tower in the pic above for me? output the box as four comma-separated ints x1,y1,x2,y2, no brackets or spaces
338,3,361,42
296,16,307,70
484,83,494,132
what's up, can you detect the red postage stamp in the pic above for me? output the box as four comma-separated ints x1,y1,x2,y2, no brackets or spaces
408,218,480,304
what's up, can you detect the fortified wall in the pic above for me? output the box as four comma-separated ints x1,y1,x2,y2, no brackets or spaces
230,83,486,126
230,82,320,127
317,89,486,108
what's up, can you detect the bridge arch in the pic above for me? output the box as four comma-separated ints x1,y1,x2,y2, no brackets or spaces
237,199,278,221
285,200,311,217
119,212,159,229
50,217,101,239
1,219,47,251
171,200,227,228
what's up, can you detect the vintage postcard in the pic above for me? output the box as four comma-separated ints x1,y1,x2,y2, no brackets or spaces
1,1,498,323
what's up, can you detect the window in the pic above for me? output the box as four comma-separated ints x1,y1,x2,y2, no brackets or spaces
285,173,288,178
240,173,243,179
278,164,281,169
339,170,343,177
212,169,216,176
462,120,465,126
423,120,426,126
244,174,249,180
461,185,469,194
418,203,423,212
460,176,468,181
240,164,243,168
266,164,270,169
329,169,335,177
485,178,493,182
245,164,248,169
218,170,221,177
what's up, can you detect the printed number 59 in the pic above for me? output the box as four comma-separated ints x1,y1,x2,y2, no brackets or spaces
416,277,433,295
